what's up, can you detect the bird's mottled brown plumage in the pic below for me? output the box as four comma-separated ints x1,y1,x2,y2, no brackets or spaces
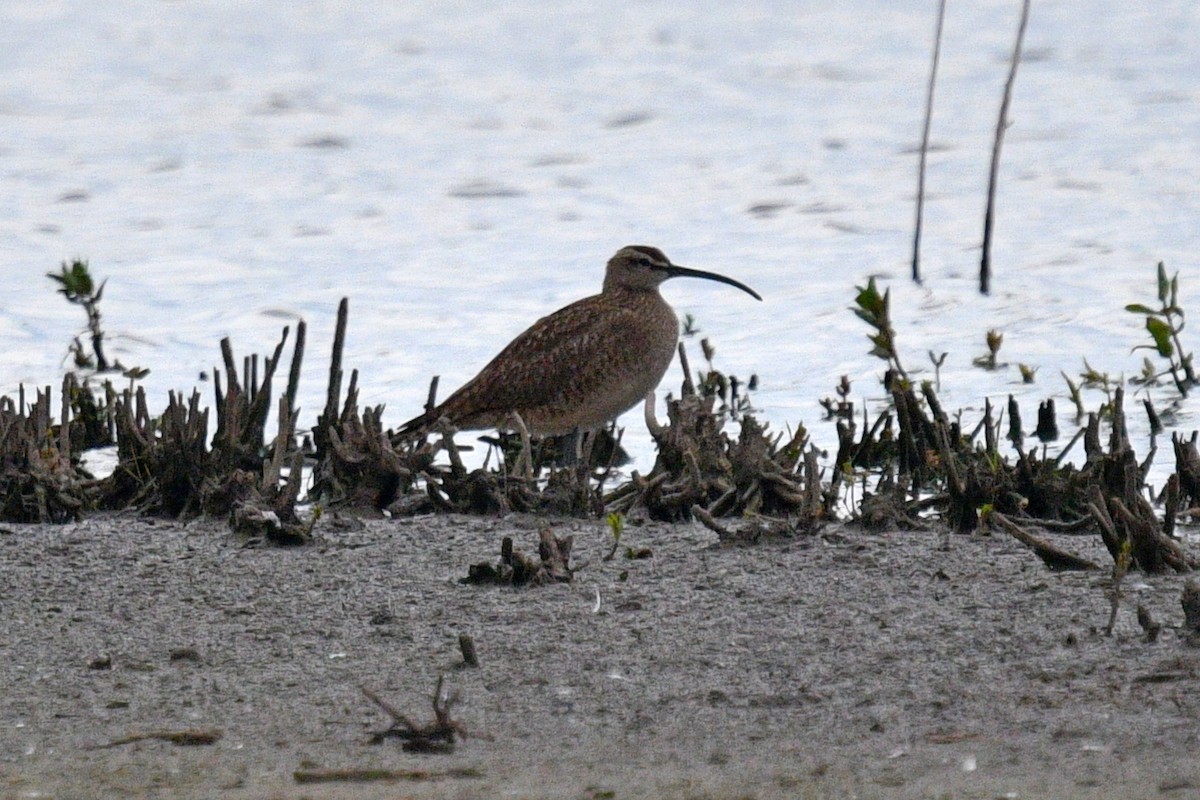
398,245,760,437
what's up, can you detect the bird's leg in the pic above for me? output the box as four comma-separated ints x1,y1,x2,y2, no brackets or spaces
508,411,535,482
558,428,582,467
576,428,595,469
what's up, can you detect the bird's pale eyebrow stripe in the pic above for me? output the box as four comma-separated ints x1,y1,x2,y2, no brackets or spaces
627,245,667,262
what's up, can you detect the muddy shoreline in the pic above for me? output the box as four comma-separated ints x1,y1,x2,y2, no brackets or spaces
2,513,1197,799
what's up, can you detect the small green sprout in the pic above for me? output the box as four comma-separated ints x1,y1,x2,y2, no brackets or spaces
972,329,1004,370
853,277,908,382
1126,261,1195,397
48,258,109,371
603,512,624,561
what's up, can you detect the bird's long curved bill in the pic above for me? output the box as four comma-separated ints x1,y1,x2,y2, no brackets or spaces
664,264,763,301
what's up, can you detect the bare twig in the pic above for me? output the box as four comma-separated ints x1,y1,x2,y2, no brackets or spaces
911,0,946,283
990,511,1098,571
294,766,481,784
88,728,222,749
980,0,1031,294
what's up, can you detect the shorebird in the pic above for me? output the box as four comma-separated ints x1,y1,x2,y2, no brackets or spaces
396,245,761,440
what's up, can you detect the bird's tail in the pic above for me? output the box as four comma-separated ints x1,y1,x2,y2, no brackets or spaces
392,411,434,443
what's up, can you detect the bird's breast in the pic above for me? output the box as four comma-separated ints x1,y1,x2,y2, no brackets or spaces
532,293,679,433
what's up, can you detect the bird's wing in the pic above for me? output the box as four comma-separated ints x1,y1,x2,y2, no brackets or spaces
436,295,643,423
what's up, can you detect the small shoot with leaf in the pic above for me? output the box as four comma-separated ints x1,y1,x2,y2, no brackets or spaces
48,258,109,372
1126,261,1195,397
853,278,908,384
972,329,1004,370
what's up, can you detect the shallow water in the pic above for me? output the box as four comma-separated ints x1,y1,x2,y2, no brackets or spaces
2,1,1198,488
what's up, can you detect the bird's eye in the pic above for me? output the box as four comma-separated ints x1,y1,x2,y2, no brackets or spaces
637,257,652,267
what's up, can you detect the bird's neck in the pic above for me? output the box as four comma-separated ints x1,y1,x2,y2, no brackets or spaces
601,280,663,296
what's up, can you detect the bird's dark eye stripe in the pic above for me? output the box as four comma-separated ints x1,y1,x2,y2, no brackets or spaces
638,257,652,267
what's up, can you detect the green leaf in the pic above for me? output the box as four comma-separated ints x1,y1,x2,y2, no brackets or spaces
606,512,624,541
1124,303,1158,315
852,307,878,326
854,278,886,317
1157,261,1169,303
1146,317,1173,357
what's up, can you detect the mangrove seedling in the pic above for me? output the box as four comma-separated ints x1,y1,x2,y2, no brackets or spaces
853,277,908,383
1076,359,1118,414
695,337,755,420
681,312,699,337
819,375,854,421
48,258,109,371
972,329,1004,370
1062,371,1085,420
1126,261,1196,397
603,511,624,561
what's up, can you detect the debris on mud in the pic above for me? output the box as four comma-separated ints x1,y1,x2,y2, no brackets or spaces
363,676,471,753
87,728,222,750
1183,579,1200,642
462,527,575,586
388,407,623,519
987,511,1099,571
293,766,483,784
832,377,1198,576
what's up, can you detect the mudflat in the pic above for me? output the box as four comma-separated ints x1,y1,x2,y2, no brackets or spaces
1,513,1196,800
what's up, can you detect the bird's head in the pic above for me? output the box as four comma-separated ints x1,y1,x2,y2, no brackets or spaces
602,245,762,300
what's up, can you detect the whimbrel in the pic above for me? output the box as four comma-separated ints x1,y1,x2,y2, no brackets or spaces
396,245,761,439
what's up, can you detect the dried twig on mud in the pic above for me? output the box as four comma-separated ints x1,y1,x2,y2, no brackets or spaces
294,766,482,784
692,502,811,546
989,511,1098,571
88,728,222,749
364,676,471,753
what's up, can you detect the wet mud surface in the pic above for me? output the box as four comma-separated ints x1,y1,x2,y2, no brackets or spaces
1,514,1198,799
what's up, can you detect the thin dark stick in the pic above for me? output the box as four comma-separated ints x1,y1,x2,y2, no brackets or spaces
424,376,440,417
220,337,240,394
323,298,349,423
285,319,306,419
911,0,947,284
980,0,1031,295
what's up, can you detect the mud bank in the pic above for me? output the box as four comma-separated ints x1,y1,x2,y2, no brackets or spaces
1,514,1197,799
